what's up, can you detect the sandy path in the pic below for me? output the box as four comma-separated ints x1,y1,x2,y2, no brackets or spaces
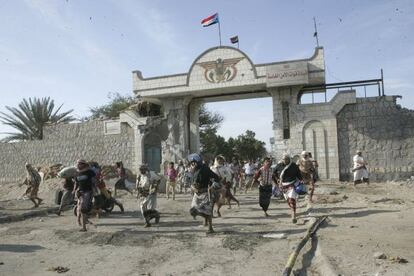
1,180,413,276
0,191,306,276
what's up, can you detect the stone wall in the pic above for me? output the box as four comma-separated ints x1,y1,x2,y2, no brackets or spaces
0,120,135,184
337,96,414,181
272,89,357,180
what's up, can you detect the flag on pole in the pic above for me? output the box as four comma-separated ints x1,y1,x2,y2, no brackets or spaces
230,35,239,44
201,13,219,27
313,31,318,37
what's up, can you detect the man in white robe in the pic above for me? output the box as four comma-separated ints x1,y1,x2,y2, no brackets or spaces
353,150,369,185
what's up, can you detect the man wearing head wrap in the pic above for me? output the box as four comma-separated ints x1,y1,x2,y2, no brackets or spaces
136,164,161,227
73,159,97,232
23,163,43,208
297,151,315,202
252,157,277,217
352,150,369,185
274,154,303,223
210,155,239,217
188,153,219,233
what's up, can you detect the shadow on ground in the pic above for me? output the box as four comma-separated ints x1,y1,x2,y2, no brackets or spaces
0,244,45,253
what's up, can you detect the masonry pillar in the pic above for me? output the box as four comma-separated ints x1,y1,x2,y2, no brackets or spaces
135,127,145,169
161,97,191,163
119,110,147,174
270,86,302,160
189,99,202,154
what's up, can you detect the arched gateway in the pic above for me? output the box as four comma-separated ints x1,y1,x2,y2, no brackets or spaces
120,46,349,179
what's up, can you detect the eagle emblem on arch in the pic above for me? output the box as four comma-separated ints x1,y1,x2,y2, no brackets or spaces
197,57,244,83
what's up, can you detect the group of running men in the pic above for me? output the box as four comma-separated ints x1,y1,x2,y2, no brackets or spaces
22,151,319,233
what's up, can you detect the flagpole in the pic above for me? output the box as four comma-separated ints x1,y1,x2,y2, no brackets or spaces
218,20,222,46
313,17,319,47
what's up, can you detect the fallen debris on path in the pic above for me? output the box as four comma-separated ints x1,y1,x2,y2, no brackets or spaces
282,216,327,276
47,266,70,273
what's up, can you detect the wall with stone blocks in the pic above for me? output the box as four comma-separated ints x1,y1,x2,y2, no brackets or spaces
0,120,135,184
337,96,414,181
272,90,357,180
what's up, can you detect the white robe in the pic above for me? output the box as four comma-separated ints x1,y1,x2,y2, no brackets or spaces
210,165,233,183
137,172,160,214
353,155,369,181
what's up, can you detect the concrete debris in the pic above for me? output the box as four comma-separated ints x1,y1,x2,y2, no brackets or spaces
47,266,70,273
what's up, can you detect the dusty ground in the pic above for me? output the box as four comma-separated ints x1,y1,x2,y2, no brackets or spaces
0,179,413,276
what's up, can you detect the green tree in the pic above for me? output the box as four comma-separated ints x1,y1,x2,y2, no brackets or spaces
199,104,224,160
89,92,136,119
233,130,267,161
0,97,75,142
199,128,233,160
199,104,223,133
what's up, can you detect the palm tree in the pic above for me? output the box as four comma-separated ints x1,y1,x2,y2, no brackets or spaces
0,97,75,142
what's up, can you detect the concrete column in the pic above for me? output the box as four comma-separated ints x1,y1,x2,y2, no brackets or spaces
119,110,147,174
189,99,202,154
270,87,301,160
135,127,145,169
161,97,191,163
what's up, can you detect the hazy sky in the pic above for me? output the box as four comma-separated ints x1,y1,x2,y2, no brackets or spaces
1,0,413,149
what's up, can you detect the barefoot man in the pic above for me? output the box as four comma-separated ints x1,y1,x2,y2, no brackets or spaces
252,157,276,217
188,153,219,234
274,154,303,224
136,165,161,227
298,151,315,203
73,159,97,232
23,163,43,208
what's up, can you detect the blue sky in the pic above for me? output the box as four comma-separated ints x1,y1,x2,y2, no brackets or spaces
1,0,413,149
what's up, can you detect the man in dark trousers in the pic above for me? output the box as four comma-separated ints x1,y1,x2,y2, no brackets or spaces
73,159,97,232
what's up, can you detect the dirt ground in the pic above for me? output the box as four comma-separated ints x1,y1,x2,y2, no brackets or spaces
0,179,413,276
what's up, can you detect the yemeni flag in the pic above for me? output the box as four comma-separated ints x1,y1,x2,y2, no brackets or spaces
201,13,219,27
230,35,239,44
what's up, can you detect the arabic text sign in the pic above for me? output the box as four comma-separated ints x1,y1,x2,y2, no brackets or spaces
266,61,309,87
104,120,121,135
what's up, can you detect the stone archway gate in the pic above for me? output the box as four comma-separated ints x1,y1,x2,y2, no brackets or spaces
121,46,356,179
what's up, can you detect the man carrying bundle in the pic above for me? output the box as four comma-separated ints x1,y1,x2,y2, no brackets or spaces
274,154,303,224
136,164,161,227
73,159,97,232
